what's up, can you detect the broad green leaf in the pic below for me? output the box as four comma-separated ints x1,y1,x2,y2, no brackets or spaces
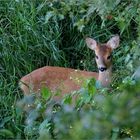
87,78,96,95
41,86,51,100
63,95,72,104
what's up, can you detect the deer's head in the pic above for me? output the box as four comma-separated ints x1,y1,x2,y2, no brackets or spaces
86,35,120,72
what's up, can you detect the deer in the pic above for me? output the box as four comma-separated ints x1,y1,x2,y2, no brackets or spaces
19,35,120,99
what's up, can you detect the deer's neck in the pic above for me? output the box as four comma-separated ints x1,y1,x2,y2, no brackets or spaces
98,66,112,87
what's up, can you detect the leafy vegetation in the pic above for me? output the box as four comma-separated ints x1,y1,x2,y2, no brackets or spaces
0,0,140,139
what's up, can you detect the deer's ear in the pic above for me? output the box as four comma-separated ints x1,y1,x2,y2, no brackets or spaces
107,35,120,49
86,37,97,50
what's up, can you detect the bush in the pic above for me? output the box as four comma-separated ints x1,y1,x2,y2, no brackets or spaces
18,75,140,139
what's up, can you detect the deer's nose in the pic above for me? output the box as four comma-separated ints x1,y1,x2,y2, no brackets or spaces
99,67,107,72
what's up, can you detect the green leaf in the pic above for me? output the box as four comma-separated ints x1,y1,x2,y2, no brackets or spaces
58,14,65,20
0,129,14,138
74,19,85,32
0,116,12,128
63,95,72,104
39,119,50,134
41,86,51,100
87,78,96,95
27,109,39,125
45,11,55,23
81,92,92,103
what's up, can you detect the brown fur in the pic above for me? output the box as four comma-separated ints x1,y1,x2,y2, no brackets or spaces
20,66,98,96
95,44,112,69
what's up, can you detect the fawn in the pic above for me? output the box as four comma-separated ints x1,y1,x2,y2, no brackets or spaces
19,35,120,97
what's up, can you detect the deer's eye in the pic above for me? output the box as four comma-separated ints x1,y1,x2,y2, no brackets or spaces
95,55,98,59
107,55,111,59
